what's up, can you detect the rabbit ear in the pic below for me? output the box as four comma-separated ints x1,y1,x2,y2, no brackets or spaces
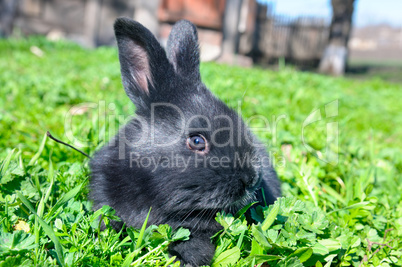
166,20,201,81
114,18,172,111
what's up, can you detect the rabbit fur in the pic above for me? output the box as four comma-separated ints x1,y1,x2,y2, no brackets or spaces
90,17,281,266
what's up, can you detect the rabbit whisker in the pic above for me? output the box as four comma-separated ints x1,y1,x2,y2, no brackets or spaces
190,208,209,233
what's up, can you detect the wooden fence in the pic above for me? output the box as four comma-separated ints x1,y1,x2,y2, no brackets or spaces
248,5,330,67
1,0,330,67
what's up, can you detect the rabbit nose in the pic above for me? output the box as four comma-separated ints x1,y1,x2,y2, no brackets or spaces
240,174,257,189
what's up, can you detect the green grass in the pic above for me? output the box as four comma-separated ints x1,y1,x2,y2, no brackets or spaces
0,37,401,266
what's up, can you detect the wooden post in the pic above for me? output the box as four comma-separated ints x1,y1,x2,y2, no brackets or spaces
84,0,101,47
221,0,243,55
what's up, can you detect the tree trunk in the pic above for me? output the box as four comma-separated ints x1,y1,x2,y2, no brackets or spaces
319,0,355,76
0,0,19,37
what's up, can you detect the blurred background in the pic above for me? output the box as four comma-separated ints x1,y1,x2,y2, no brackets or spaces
1,0,401,81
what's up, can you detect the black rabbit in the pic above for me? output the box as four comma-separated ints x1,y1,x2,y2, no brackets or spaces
90,17,281,266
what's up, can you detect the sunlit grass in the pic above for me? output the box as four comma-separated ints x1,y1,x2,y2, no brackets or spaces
0,37,401,266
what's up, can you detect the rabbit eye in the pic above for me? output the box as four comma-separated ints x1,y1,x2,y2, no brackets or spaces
187,135,208,153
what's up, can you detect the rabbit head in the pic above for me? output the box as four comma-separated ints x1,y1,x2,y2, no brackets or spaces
90,17,280,266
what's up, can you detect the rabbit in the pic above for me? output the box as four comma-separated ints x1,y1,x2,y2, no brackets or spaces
89,17,281,266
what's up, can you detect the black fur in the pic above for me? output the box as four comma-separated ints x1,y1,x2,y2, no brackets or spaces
90,18,281,266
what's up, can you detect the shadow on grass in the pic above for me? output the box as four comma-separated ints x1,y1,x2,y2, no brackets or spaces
346,60,402,84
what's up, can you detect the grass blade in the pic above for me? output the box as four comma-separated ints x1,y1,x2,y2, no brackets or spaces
122,208,152,266
122,251,136,267
328,201,370,214
35,156,55,258
43,156,55,205
0,148,16,179
289,247,313,263
320,183,346,205
261,202,280,231
17,192,65,266
136,208,151,249
46,182,84,219
235,201,258,218
212,246,241,267
28,132,48,166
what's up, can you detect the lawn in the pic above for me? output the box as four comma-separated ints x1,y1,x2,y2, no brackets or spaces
0,37,401,266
